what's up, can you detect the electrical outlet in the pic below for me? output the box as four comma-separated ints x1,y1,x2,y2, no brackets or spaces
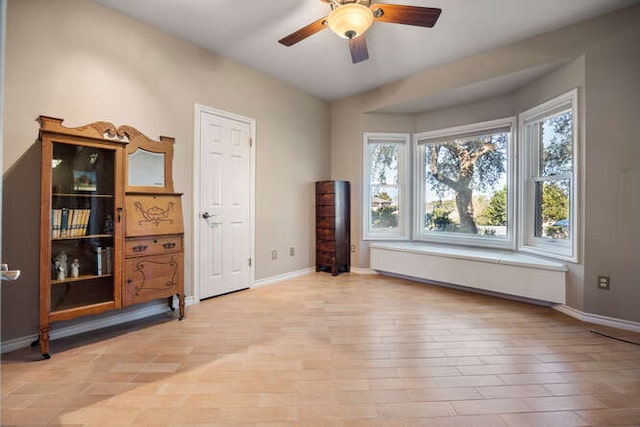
289,247,295,256
350,244,356,253
271,250,277,260
598,275,610,290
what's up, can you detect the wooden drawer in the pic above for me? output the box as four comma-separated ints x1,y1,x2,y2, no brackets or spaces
316,205,336,217
317,256,336,266
316,228,335,241
124,253,183,306
316,250,336,264
125,194,184,237
316,193,335,206
316,181,335,193
316,216,335,229
316,240,336,253
125,235,183,258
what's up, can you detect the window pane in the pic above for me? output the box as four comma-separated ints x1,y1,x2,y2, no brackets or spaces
368,143,398,185
534,179,570,241
368,142,400,233
421,131,509,238
370,185,399,231
538,111,573,177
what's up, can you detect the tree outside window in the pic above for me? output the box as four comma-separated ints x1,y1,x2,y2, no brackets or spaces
417,122,512,244
534,112,572,241
426,132,507,235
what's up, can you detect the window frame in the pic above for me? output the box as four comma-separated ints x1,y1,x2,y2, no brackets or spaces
519,89,579,262
362,132,411,240
412,118,517,250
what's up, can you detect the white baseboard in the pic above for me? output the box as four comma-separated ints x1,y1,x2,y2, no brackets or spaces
253,267,314,288
554,305,640,333
1,296,196,354
349,267,377,275
253,266,376,288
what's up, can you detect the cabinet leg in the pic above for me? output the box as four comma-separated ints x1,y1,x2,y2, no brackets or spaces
178,294,185,320
38,326,51,359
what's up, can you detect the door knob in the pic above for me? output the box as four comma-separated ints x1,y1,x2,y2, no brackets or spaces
202,212,217,219
1,264,21,281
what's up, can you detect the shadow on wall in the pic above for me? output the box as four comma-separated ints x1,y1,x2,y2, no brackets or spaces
2,141,41,342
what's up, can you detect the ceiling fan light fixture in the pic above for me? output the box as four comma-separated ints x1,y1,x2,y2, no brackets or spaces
327,4,374,39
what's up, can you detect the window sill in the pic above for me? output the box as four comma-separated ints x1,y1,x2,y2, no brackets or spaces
520,244,577,264
370,242,567,272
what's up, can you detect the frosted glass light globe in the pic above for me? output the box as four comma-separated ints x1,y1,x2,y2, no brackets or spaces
327,4,374,39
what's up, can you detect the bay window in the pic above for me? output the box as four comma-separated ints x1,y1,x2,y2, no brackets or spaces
361,90,579,262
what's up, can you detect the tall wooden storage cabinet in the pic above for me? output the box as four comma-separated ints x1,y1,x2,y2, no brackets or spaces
315,180,350,276
38,117,184,359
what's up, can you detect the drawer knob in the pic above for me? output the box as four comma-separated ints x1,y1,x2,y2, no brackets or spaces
132,245,148,252
163,242,176,250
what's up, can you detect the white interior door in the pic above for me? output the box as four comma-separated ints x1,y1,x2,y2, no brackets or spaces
197,107,253,299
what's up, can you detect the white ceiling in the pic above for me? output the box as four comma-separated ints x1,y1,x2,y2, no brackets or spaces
94,0,637,103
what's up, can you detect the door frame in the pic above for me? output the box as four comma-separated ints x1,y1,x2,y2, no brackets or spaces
193,104,256,301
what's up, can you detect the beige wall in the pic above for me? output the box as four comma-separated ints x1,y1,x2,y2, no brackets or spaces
1,0,329,341
331,4,640,323
582,24,640,321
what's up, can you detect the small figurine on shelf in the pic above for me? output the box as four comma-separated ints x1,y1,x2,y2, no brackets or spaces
103,215,114,234
53,251,68,280
55,263,65,281
71,259,79,278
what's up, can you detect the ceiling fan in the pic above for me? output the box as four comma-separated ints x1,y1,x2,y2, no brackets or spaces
278,0,442,64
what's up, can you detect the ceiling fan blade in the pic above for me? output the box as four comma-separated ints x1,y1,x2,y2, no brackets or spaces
349,34,369,64
278,17,328,46
370,4,441,28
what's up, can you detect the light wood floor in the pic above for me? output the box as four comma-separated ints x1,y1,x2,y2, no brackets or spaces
3,273,640,426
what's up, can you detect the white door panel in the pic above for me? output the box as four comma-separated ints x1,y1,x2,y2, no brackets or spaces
198,109,252,299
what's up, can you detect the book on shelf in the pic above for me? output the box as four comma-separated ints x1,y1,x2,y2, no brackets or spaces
81,209,90,236
95,246,113,276
75,209,88,236
82,209,91,236
51,208,91,238
105,247,113,275
72,209,81,237
71,208,79,236
60,208,69,237
69,209,77,237
96,246,103,275
51,209,62,238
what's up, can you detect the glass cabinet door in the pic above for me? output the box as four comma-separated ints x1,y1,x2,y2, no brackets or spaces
49,142,117,312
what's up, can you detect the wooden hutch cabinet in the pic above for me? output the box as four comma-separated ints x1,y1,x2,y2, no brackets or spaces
315,180,350,276
38,117,184,359
123,132,184,310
